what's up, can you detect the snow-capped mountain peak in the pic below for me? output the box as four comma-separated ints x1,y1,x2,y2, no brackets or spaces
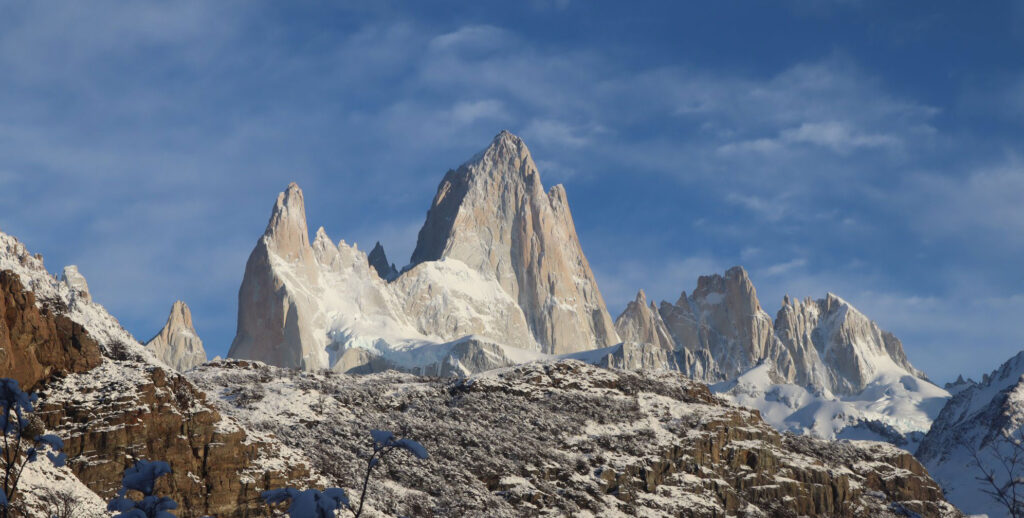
917,350,1024,516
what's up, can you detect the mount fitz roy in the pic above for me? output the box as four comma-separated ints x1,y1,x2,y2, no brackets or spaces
0,129,984,516
0,227,962,516
224,130,947,447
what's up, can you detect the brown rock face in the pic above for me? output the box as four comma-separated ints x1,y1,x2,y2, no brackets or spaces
0,270,101,391
37,362,310,517
0,268,312,517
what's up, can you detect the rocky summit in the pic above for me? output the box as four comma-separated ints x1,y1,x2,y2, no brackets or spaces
411,131,619,355
145,300,208,371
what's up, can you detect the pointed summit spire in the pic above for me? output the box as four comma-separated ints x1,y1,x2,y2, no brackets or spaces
264,182,310,261
146,301,207,371
410,131,619,354
368,241,398,281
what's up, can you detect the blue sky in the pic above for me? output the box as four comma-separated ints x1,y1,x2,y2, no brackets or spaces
0,1,1021,383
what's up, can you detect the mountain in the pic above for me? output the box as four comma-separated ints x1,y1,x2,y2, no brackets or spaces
411,130,619,354
916,350,1024,516
227,180,540,372
367,241,399,281
222,131,947,452
616,266,949,448
0,227,964,517
658,266,792,382
0,230,313,516
229,131,620,372
145,300,208,371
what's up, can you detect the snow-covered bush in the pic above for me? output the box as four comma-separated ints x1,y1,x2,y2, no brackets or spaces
106,460,178,518
0,378,66,516
262,429,428,518
263,487,349,518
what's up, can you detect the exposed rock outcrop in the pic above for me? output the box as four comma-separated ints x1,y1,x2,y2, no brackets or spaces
229,183,538,371
145,300,208,371
60,265,91,303
614,290,675,355
368,241,398,281
0,270,101,391
411,130,619,354
38,361,311,517
775,293,923,394
0,231,316,517
229,183,332,369
660,266,793,382
190,359,962,517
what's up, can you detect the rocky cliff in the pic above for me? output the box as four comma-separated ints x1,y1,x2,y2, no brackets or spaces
658,266,793,383
0,270,102,391
145,300,207,371
228,182,539,372
368,241,399,281
411,130,619,354
0,230,316,516
190,358,962,517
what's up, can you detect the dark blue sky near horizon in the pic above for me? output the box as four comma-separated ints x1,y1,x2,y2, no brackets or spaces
0,1,1021,383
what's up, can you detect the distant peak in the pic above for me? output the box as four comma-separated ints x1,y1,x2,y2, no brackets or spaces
494,129,521,143
168,300,195,330
633,289,648,305
313,226,332,246
368,241,398,281
263,183,311,259
725,265,750,280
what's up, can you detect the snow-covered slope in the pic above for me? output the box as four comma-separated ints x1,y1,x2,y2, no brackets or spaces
0,231,157,363
189,358,963,517
916,350,1024,517
617,266,949,448
145,300,208,371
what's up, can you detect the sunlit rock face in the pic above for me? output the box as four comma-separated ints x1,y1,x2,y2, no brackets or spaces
411,130,619,355
145,300,207,371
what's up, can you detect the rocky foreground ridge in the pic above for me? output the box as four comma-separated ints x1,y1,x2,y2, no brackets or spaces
190,358,962,517
0,231,315,516
0,227,964,516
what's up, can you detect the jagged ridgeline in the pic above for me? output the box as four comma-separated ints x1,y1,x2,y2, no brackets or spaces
228,130,620,375
223,131,947,450
0,130,973,516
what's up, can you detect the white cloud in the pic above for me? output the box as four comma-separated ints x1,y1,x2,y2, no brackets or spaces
522,120,592,148
908,160,1024,247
